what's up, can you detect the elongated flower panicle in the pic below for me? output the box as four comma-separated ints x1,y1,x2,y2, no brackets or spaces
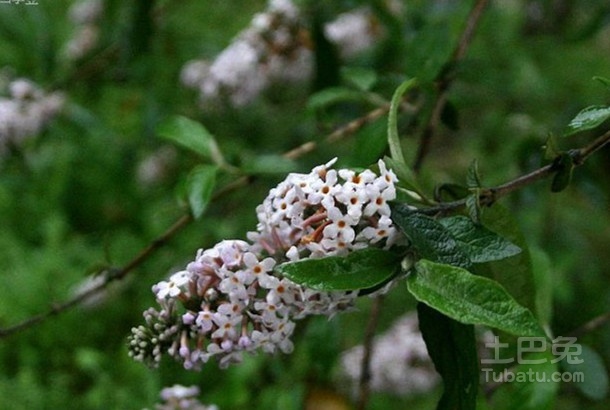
129,159,403,369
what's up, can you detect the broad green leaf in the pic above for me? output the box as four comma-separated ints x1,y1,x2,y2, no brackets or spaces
489,348,558,410
478,205,537,312
418,303,478,410
353,119,387,166
439,216,521,264
157,116,225,166
307,87,366,111
391,205,472,269
564,105,610,136
561,344,608,401
277,248,401,291
388,78,417,167
186,165,217,219
407,259,545,337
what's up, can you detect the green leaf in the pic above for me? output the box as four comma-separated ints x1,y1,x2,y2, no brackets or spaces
388,78,417,167
407,259,545,337
391,205,472,269
351,119,388,166
550,152,574,192
277,248,401,291
418,303,478,410
186,165,217,219
489,347,559,410
561,344,608,401
157,116,225,166
439,216,522,264
564,105,610,136
440,100,460,131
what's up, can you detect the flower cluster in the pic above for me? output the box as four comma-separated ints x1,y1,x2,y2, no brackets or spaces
181,0,311,107
150,385,218,410
63,0,104,60
324,8,381,59
0,78,64,155
180,1,383,107
129,159,403,370
340,312,439,396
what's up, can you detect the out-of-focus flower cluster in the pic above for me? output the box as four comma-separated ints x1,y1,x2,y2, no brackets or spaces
63,0,104,60
0,78,64,155
340,312,439,397
181,0,381,107
148,385,218,410
129,159,404,370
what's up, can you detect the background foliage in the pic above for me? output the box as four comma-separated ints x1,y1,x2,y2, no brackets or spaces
0,0,609,409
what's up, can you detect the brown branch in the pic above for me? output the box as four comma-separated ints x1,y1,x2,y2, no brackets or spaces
413,0,489,172
0,102,390,339
356,295,384,410
417,129,610,216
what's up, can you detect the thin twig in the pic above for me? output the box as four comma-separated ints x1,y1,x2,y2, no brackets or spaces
413,0,489,172
417,129,610,216
357,295,385,410
0,102,390,339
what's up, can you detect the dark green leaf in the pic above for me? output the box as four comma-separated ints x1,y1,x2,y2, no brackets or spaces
407,260,545,337
550,153,574,192
564,105,610,136
186,165,217,219
391,205,472,269
561,344,608,401
277,248,401,291
441,100,460,131
157,116,225,166
439,216,521,264
418,303,478,410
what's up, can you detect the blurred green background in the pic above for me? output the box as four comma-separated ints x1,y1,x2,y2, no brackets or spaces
0,0,609,409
